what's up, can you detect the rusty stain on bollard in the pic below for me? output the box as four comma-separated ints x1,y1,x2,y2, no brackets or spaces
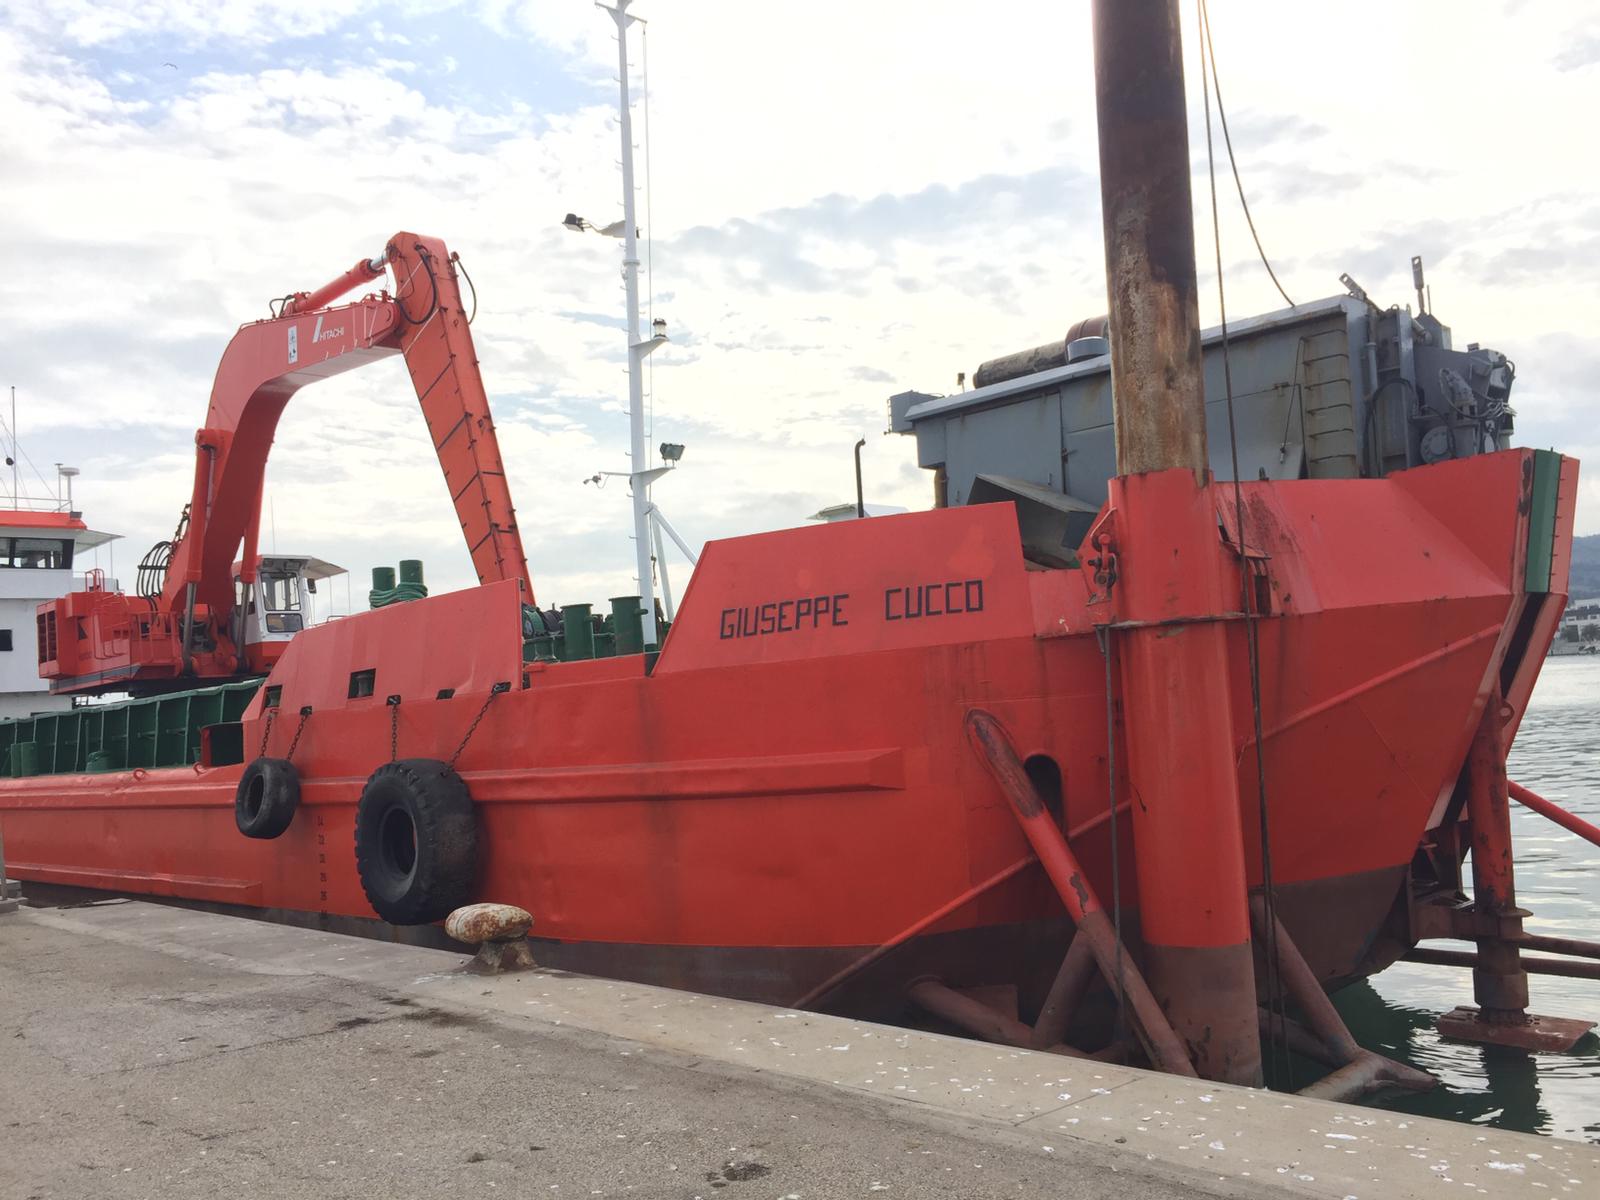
445,903,533,944
446,903,536,974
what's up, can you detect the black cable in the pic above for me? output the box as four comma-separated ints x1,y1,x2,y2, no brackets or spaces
450,252,477,325
1199,0,1288,1090
136,540,172,600
138,504,189,599
1362,375,1419,477
1097,626,1129,1052
392,242,440,326
1198,0,1295,309
0,413,62,498
1280,336,1308,461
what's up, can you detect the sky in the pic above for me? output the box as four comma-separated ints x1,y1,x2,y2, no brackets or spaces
5,0,1599,610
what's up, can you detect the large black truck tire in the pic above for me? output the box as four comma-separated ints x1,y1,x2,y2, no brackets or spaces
354,758,478,925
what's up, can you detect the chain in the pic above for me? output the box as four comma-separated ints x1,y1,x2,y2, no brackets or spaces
284,706,313,763
387,695,402,762
447,682,510,770
257,706,277,758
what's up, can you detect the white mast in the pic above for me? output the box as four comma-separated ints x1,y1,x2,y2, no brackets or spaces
601,0,664,648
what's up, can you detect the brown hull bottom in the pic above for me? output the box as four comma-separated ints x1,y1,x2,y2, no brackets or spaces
23,862,1411,1033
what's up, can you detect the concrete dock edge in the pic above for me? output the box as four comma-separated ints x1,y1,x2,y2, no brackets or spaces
5,900,1598,1198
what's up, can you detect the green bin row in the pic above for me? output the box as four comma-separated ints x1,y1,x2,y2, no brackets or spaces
0,679,262,778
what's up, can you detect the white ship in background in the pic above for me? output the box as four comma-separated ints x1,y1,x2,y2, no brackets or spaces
0,462,118,719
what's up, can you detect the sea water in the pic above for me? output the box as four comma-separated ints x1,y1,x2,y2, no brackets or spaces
1334,656,1600,1142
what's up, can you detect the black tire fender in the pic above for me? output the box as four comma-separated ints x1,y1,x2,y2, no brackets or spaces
235,757,300,839
354,758,478,925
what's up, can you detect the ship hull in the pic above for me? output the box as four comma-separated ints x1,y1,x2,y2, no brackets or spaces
0,450,1577,1021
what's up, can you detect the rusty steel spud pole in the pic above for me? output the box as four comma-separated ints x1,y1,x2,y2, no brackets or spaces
1091,0,1262,1085
1095,0,1206,477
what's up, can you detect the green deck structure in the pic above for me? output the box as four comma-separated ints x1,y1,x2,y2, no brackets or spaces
0,680,261,779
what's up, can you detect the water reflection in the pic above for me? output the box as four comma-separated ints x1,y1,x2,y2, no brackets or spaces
1335,657,1600,1143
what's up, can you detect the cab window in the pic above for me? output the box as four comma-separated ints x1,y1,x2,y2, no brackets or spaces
260,572,302,612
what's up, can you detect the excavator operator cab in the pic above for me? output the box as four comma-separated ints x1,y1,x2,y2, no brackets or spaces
233,555,345,673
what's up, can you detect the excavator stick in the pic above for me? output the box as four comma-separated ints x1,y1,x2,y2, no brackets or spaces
386,235,534,599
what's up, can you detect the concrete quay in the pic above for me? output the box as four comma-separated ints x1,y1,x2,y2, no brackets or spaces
3,899,1596,1199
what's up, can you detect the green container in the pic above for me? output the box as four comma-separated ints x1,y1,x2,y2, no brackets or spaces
561,604,594,661
10,742,38,778
610,595,645,656
371,565,397,592
399,559,426,587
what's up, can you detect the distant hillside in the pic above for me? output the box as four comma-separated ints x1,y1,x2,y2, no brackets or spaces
1572,534,1600,600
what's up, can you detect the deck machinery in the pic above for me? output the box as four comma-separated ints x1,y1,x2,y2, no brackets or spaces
2,0,1597,1103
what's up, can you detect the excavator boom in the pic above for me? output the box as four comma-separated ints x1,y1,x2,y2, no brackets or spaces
39,232,534,695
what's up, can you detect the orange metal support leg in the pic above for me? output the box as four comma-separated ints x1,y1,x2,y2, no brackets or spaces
1509,780,1600,849
966,709,1197,1078
1436,694,1595,1052
1464,693,1528,1020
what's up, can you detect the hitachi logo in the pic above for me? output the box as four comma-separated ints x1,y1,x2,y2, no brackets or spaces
310,315,345,343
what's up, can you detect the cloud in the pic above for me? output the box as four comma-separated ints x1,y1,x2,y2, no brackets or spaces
10,0,1600,625
850,366,895,384
1216,110,1328,146
668,166,1092,291
1553,32,1600,72
7,0,431,49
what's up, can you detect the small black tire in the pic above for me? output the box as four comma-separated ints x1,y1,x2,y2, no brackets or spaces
235,757,300,839
354,758,478,925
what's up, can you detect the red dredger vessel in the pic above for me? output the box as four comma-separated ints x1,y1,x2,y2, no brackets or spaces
3,2,1596,1096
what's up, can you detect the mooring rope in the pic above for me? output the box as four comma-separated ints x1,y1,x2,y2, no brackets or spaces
1198,0,1289,1089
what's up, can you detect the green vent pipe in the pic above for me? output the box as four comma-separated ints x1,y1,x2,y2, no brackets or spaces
370,561,429,609
610,596,645,656
561,603,595,660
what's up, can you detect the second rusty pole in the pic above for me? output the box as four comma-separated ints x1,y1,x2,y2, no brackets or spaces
1091,0,1263,1085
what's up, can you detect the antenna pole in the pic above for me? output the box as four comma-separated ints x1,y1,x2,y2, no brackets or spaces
9,386,16,508
602,0,661,649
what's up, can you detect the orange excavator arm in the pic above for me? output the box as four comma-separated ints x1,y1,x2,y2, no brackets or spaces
163,232,535,635
37,232,536,694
